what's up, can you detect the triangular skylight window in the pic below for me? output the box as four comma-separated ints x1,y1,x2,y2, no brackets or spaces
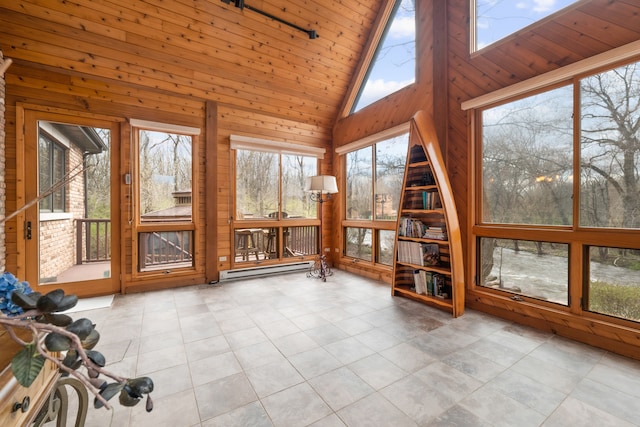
351,0,416,114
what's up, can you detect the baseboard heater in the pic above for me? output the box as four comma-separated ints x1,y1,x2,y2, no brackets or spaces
219,261,314,281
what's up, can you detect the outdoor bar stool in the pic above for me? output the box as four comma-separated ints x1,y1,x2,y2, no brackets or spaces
235,229,260,261
264,228,278,259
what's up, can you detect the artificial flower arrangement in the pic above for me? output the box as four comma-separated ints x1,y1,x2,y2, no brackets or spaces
0,271,154,413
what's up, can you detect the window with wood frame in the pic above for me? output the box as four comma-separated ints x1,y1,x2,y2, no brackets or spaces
132,121,198,273
231,136,323,263
475,59,640,322
340,127,409,265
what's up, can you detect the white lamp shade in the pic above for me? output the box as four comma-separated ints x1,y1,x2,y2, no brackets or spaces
305,175,338,194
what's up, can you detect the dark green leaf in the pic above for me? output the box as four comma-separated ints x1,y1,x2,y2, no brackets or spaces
11,291,40,310
127,377,154,396
86,350,106,367
44,332,71,351
66,318,94,340
37,289,65,312
94,383,124,409
81,329,100,350
43,313,73,326
118,389,140,407
61,349,78,366
55,295,78,312
61,350,82,371
11,343,45,387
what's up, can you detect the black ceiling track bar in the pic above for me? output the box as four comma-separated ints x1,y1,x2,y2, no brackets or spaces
221,0,318,39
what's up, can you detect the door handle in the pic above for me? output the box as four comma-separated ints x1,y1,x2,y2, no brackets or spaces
25,221,32,240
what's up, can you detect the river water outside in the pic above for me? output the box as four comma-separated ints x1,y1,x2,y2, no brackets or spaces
485,247,640,305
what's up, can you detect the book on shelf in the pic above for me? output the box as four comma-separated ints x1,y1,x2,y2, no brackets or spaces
433,274,450,298
422,243,440,266
397,241,440,267
422,191,441,210
413,269,426,294
423,226,447,240
425,272,435,295
413,271,440,297
399,217,426,238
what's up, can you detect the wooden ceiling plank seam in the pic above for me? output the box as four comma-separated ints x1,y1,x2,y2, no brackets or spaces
553,10,640,48
160,1,364,65
5,46,335,126
189,0,376,47
220,106,330,134
253,0,378,38
25,0,165,31
537,20,615,57
0,26,341,121
162,0,371,56
516,32,583,69
3,0,128,41
120,16,356,91
157,20,354,87
576,0,640,33
482,43,560,82
5,72,204,118
1,4,356,96
449,35,514,95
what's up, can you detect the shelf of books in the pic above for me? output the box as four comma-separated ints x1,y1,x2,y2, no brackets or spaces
392,111,465,317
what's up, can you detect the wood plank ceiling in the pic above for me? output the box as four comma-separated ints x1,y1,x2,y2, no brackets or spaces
0,0,384,129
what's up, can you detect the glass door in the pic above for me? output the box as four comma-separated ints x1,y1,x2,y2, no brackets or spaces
23,110,120,297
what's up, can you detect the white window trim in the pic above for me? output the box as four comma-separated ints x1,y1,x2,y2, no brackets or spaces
130,118,201,135
40,212,73,222
230,134,326,159
335,122,410,155
462,39,640,110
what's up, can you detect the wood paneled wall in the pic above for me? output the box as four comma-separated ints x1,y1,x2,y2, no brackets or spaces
0,0,356,291
3,64,206,292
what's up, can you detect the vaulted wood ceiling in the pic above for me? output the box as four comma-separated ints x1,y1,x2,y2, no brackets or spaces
0,0,384,129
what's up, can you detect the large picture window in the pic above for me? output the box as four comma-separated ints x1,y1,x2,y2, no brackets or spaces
235,150,317,220
476,59,640,320
233,141,320,263
342,130,408,265
482,85,574,226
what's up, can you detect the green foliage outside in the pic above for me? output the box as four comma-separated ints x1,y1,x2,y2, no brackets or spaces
589,281,640,322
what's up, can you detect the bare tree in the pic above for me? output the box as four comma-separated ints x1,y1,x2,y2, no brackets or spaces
581,62,640,229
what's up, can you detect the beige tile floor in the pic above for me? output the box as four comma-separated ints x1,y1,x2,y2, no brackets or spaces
56,270,640,426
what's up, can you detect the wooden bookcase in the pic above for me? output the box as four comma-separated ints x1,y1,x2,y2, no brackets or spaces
392,111,464,317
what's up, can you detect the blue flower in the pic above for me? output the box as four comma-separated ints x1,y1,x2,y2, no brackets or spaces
0,272,33,316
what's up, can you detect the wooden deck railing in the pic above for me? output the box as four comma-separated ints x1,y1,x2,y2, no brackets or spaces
77,220,315,267
139,230,193,270
76,219,111,264
286,226,318,256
